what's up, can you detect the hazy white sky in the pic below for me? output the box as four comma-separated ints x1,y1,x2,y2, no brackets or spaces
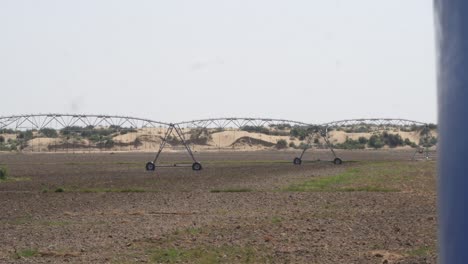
0,0,436,123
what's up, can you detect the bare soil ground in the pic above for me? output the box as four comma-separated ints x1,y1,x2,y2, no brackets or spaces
0,150,436,263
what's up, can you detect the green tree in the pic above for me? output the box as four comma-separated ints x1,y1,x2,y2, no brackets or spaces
368,134,384,149
39,128,58,138
358,137,368,144
276,139,288,149
382,132,404,148
17,130,33,140
290,127,308,140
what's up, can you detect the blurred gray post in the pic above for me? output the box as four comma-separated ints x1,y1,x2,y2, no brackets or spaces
434,0,468,263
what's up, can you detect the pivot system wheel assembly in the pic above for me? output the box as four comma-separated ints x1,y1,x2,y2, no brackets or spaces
192,162,202,171
146,162,156,171
333,158,343,165
293,157,302,165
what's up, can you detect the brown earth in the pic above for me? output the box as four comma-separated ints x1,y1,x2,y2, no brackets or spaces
0,150,436,263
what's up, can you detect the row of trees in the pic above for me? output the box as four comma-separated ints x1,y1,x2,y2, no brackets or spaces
242,124,438,140
0,126,139,144
334,132,437,149
277,132,438,150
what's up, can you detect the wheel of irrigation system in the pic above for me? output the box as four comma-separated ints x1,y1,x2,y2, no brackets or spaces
293,157,302,165
192,162,202,171
333,158,343,165
418,148,424,154
146,162,156,171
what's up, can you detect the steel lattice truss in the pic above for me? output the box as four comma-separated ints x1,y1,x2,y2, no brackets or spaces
0,115,432,131
323,118,427,131
0,114,169,131
176,117,311,129
0,114,436,170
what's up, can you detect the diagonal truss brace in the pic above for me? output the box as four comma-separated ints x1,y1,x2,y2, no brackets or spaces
294,129,342,165
146,124,202,171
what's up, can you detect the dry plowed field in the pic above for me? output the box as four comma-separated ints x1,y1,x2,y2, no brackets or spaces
0,150,436,263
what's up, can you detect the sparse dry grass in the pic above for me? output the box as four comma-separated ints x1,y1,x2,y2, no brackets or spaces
286,161,435,193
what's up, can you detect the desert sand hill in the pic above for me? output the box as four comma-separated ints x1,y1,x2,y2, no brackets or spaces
327,130,438,144
1,127,437,152
112,127,166,144
207,131,302,148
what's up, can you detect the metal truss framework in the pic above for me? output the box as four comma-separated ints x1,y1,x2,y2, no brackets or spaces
320,118,434,162
176,117,311,129
0,114,169,130
0,114,200,170
0,114,436,170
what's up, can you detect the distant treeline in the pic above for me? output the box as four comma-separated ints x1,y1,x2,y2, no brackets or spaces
334,132,437,149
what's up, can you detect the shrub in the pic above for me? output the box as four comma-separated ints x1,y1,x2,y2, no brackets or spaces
61,126,82,136
39,128,58,138
104,139,114,148
382,132,404,148
88,134,102,142
166,135,180,145
134,138,143,148
404,138,418,148
344,126,370,133
368,134,384,149
274,123,291,130
0,129,15,134
188,128,211,145
0,166,8,180
276,139,288,149
0,136,4,143
17,130,33,140
290,127,309,140
358,137,368,144
404,138,412,145
335,137,366,149
420,136,438,147
289,142,296,148
241,126,270,135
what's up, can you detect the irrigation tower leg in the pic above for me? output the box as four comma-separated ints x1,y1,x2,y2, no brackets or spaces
151,125,174,164
321,133,342,164
293,146,309,165
299,147,308,160
146,124,202,171
172,125,200,165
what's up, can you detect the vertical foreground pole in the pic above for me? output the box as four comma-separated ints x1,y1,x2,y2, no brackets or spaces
435,1,468,263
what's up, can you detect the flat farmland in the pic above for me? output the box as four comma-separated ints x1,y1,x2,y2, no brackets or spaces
0,150,437,263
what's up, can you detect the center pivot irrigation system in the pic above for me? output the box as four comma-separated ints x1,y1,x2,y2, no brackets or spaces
0,114,435,172
145,118,312,171
143,117,434,171
293,118,434,165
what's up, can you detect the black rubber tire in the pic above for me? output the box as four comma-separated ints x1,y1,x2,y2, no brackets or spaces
333,158,343,165
192,162,202,171
293,157,302,165
418,148,424,154
145,162,156,171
